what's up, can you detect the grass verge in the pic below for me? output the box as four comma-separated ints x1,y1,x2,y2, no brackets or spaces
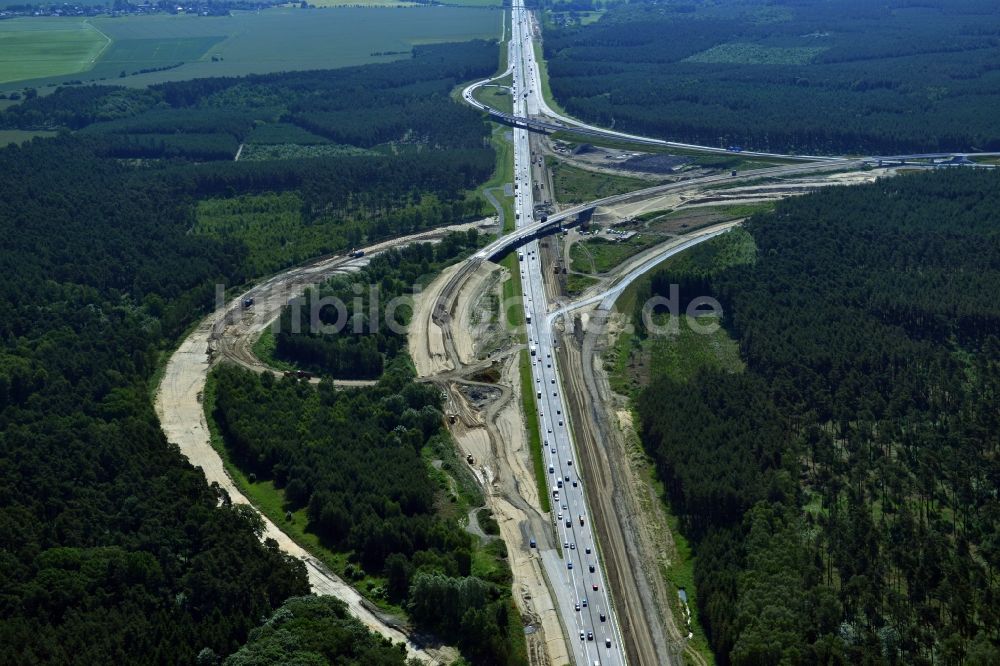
551,160,653,204
519,348,550,514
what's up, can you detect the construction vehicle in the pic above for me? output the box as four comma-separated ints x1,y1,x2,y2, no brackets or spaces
242,297,254,308
349,249,365,258
466,454,475,465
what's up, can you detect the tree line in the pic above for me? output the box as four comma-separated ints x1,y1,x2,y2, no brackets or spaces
275,231,482,378
211,357,525,664
0,40,506,664
636,169,1000,665
543,0,1000,154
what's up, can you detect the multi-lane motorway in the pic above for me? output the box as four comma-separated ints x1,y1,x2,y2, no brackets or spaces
508,3,626,664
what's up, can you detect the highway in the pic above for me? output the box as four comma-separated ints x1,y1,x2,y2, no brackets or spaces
508,3,626,664
464,10,1000,167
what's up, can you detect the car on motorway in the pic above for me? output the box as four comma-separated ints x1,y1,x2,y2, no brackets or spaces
558,511,563,519
568,459,573,466
600,612,606,622
582,598,588,607
589,564,595,573
572,479,578,487
549,465,554,474
570,543,576,550
579,631,585,641
568,562,573,570
587,631,594,641
551,447,556,453
575,603,580,611
566,519,572,527
564,541,569,549
593,583,599,591
605,638,611,648
586,547,591,554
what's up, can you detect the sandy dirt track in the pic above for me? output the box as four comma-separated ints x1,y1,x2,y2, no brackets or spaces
409,264,570,666
155,223,493,665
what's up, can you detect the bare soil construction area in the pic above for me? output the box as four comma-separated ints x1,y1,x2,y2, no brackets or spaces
409,262,570,666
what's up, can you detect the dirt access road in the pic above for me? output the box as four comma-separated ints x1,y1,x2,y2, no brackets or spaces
155,222,490,665
409,259,571,666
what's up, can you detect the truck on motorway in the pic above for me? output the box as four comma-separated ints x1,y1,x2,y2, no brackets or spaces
579,515,585,526
530,344,537,356
518,250,524,261
525,310,532,324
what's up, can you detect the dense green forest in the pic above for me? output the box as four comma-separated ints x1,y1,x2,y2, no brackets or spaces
224,596,415,666
0,132,309,666
275,231,481,378
0,41,498,274
211,359,524,664
543,0,1000,154
0,40,504,663
634,169,1000,664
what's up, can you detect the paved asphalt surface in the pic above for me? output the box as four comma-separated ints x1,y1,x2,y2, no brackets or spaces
508,3,626,664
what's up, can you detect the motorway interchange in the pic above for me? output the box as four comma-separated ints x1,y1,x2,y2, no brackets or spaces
507,3,625,665
157,2,1000,665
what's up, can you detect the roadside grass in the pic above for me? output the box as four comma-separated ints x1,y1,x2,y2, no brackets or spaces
551,160,651,203
0,19,107,84
569,235,659,274
648,470,717,665
605,316,734,664
500,252,525,335
549,132,798,168
653,226,757,277
564,273,598,297
519,349,550,514
250,326,298,373
473,82,513,115
531,39,568,116
659,202,775,222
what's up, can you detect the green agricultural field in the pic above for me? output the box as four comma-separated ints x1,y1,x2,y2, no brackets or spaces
0,7,500,92
0,19,108,84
